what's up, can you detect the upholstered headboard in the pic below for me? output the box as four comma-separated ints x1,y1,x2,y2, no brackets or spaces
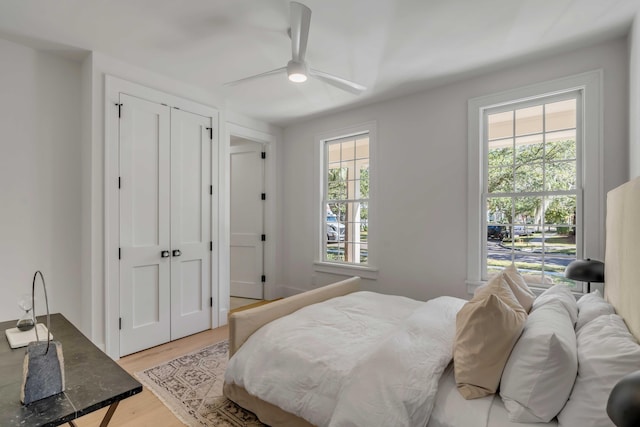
604,176,640,340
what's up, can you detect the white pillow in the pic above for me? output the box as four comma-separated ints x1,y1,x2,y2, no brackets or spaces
532,284,578,325
500,298,577,422
557,314,640,427
575,289,616,331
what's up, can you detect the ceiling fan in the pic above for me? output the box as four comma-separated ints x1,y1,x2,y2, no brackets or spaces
224,1,366,95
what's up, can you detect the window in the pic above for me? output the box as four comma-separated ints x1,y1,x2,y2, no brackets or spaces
315,121,377,276
485,94,580,287
323,134,369,265
467,71,603,294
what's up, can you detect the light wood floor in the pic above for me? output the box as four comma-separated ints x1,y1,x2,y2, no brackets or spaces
230,296,262,310
75,325,228,427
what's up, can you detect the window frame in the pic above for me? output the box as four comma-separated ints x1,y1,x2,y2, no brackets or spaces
467,70,603,294
314,121,378,279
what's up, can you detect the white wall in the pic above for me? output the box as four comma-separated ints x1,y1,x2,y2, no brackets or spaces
281,37,629,302
0,38,82,323
630,14,640,179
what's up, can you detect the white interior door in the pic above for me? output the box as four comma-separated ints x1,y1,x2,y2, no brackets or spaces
119,94,171,356
230,139,264,299
170,109,212,339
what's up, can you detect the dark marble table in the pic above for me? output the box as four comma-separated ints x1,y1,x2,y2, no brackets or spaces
0,314,142,426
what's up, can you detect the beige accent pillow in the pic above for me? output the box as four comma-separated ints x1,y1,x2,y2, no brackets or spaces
454,274,527,399
502,264,536,313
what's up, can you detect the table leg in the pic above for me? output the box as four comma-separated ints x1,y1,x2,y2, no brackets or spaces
66,401,120,427
99,401,120,427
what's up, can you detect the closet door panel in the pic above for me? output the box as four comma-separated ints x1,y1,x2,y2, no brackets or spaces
119,94,171,356
170,108,212,340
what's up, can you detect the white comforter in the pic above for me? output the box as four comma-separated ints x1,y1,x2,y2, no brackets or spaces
225,291,465,427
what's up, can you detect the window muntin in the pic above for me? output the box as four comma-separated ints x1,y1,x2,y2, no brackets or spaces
323,134,369,265
484,93,581,288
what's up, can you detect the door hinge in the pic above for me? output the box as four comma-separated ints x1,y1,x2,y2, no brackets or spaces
261,151,266,159
210,241,213,251
261,193,266,201
209,185,213,195
261,275,266,283
206,127,213,140
118,247,121,260
210,297,213,308
119,317,122,330
115,103,122,118
118,176,121,189
261,234,266,242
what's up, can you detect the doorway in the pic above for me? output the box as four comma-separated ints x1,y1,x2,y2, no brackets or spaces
230,136,265,301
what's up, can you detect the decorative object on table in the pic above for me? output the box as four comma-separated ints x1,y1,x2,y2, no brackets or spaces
4,292,53,349
20,270,65,405
607,370,640,427
564,258,605,292
5,323,52,349
16,293,35,331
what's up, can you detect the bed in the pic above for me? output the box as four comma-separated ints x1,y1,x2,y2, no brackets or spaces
224,176,640,427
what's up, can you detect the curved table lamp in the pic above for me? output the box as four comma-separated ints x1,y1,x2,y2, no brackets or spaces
564,258,604,293
608,370,640,426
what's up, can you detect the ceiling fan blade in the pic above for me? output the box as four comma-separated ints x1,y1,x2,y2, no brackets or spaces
309,69,366,95
290,2,311,62
223,66,287,87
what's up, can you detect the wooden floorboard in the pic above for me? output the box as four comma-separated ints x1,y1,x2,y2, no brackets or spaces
74,325,228,427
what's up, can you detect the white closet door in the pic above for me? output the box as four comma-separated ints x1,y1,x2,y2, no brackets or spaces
170,109,212,340
230,141,264,299
119,94,171,356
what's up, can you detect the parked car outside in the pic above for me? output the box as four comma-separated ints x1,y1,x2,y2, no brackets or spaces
513,225,532,236
487,225,508,240
327,212,345,242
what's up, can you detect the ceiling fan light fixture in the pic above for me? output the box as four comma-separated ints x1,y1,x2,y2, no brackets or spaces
288,72,307,83
287,60,308,83
224,2,365,94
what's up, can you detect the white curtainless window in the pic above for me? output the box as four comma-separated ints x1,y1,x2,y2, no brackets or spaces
315,122,378,278
322,133,369,264
467,71,603,294
484,93,580,287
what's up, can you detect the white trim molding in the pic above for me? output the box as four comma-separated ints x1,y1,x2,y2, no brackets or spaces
467,70,603,294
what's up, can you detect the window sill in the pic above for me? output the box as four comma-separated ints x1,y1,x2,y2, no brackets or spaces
314,262,379,280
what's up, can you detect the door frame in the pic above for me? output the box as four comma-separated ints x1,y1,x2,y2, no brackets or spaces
104,75,219,359
220,123,277,323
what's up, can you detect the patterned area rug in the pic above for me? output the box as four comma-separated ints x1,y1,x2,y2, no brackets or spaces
135,340,265,426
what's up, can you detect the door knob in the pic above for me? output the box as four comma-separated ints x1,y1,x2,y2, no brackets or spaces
161,250,170,258
172,249,182,257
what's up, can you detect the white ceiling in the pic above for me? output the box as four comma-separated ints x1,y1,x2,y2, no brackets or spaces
0,0,637,127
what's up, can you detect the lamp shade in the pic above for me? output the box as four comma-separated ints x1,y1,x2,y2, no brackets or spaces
564,258,605,283
607,370,640,427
